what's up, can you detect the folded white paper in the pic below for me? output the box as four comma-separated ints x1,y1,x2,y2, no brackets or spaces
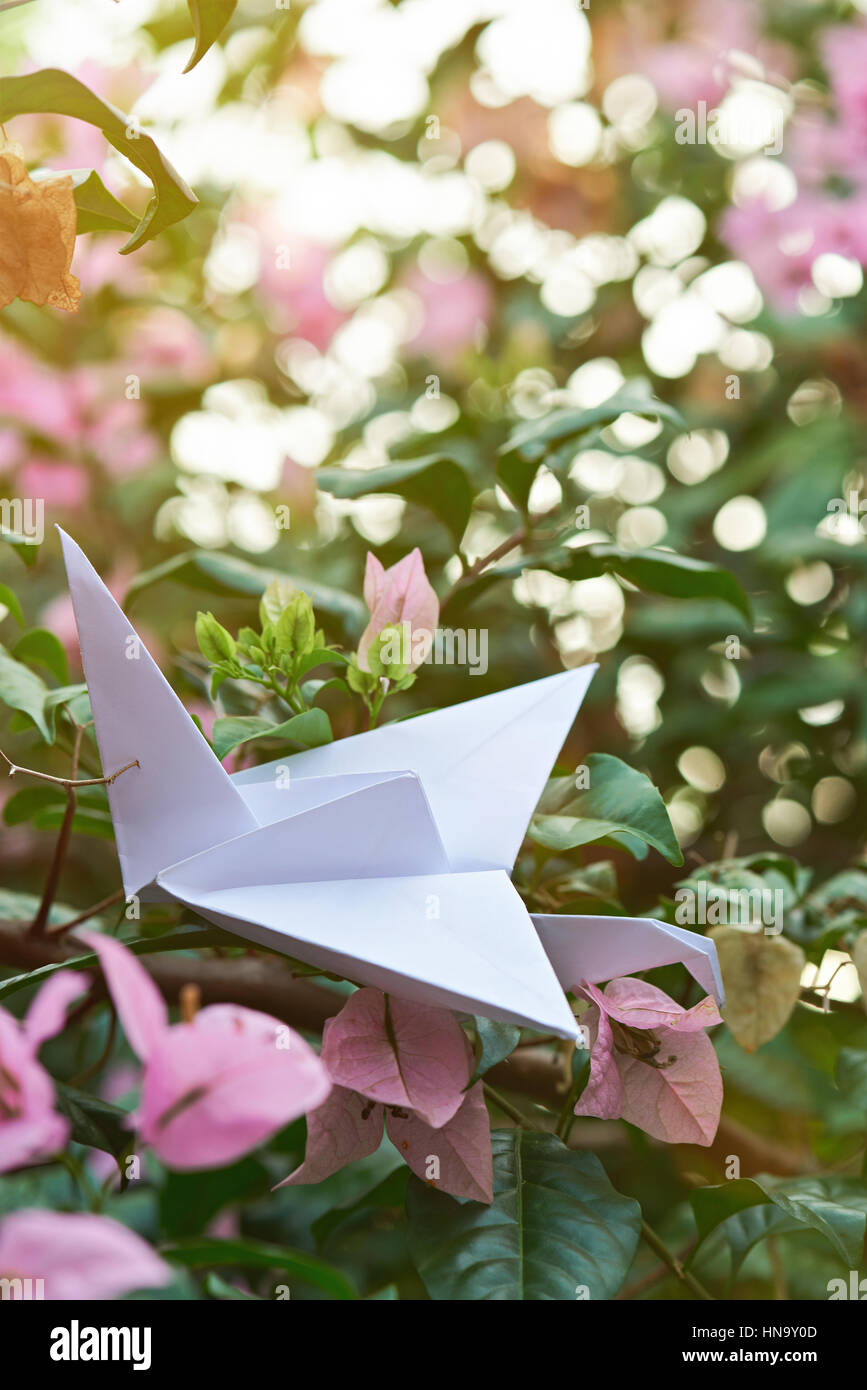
59,528,722,1036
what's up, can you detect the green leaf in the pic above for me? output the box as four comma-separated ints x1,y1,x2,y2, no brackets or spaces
294,648,348,680
548,545,752,623
32,806,115,839
317,454,473,550
126,550,367,632
0,926,233,1004
184,0,237,72
0,644,51,741
211,708,333,761
711,1204,802,1283
311,1165,409,1246
497,381,684,511
0,583,24,626
0,70,197,252
203,1273,261,1300
162,1237,358,1301
3,785,63,826
54,1082,131,1162
67,168,138,234
0,528,40,566
0,888,86,931
692,1176,867,1266
160,1157,270,1239
836,1049,867,1119
500,381,684,461
466,1017,521,1088
406,1130,641,1300
12,628,69,685
530,753,683,866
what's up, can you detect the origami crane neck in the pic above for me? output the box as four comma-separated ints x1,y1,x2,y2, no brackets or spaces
58,529,258,897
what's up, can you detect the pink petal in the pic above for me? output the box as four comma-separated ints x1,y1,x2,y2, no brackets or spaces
617,1029,723,1146
573,1005,623,1121
23,970,89,1048
0,1013,69,1173
0,1209,171,1300
278,1085,384,1187
138,1006,330,1170
386,1081,493,1203
78,931,167,1060
321,988,470,1128
584,977,722,1033
363,552,386,613
357,549,439,672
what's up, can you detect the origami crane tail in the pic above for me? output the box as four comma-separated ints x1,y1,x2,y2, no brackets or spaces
532,914,725,1006
57,528,257,898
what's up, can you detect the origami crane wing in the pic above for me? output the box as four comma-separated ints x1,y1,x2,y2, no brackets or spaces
533,913,724,1005
232,662,598,873
160,868,581,1035
59,529,257,897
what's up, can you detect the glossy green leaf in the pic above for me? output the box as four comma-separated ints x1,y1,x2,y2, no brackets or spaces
0,644,51,741
184,0,237,72
54,1082,131,1162
692,1175,867,1266
406,1130,641,1300
67,168,138,234
466,1017,521,1088
0,583,24,626
13,628,70,685
0,927,233,1004
548,545,751,622
162,1237,358,1300
212,708,332,760
0,70,197,252
161,1157,270,1239
317,454,473,550
530,753,683,866
203,1273,261,1300
0,528,40,566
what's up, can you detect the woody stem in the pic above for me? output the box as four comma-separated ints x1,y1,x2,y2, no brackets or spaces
640,1220,714,1300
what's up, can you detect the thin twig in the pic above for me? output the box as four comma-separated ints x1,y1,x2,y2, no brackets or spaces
483,1082,534,1129
439,527,526,611
46,888,125,937
0,747,140,789
1,741,139,938
640,1220,714,1300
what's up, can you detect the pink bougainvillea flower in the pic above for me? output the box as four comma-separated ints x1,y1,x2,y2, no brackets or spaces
719,191,867,312
574,978,723,1147
280,988,493,1202
17,456,89,510
0,972,88,1175
321,987,469,1127
0,1209,171,1300
79,931,331,1170
119,306,214,386
357,549,440,673
404,267,492,360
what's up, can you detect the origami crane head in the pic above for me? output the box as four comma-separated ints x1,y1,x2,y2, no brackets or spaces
59,529,722,1040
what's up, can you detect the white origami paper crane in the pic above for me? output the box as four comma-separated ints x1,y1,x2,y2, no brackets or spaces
59,529,722,1040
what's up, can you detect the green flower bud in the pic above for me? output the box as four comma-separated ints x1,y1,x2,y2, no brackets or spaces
275,591,316,660
346,655,375,694
368,623,409,681
260,576,300,629
195,611,236,665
